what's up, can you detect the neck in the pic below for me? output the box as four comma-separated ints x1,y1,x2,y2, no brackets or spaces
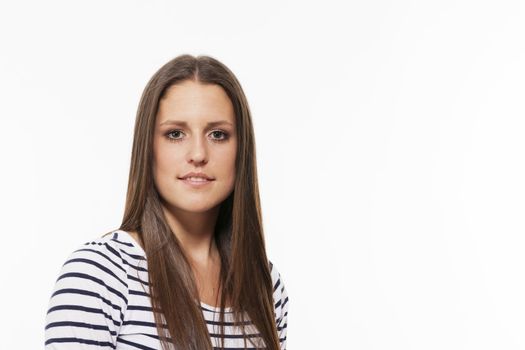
160,202,220,265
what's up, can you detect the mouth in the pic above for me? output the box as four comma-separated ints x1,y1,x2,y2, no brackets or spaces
178,176,215,187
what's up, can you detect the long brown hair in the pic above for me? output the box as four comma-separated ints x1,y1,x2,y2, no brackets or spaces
116,54,280,350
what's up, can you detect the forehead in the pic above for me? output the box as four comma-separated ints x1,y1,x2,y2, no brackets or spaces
156,80,235,125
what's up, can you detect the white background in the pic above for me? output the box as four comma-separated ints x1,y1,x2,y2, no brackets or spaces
1,1,524,349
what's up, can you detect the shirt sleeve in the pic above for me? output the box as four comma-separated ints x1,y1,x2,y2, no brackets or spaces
44,240,130,349
270,261,289,350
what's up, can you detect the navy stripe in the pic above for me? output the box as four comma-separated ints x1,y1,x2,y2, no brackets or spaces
142,333,168,341
276,311,288,325
74,248,126,274
47,304,121,327
112,239,148,263
206,319,253,326
281,296,289,309
57,272,128,304
51,288,124,321
129,289,149,297
200,305,234,314
112,238,134,248
45,321,117,336
122,320,168,328
103,242,125,263
273,277,281,292
64,258,128,289
117,337,157,350
45,337,116,348
112,233,146,260
122,257,148,272
209,332,261,339
127,305,153,312
118,245,147,260
83,241,125,265
128,273,149,286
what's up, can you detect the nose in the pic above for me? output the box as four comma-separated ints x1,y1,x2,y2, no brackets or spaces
187,134,208,165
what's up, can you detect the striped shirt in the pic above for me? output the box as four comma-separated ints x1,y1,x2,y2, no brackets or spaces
44,230,289,349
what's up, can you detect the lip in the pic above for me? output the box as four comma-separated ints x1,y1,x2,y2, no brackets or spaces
178,172,214,181
179,177,214,188
178,172,215,188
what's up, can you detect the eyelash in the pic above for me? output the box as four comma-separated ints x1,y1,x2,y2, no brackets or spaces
165,129,230,143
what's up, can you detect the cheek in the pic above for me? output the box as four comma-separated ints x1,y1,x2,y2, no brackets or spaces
224,147,237,189
153,143,182,177
220,144,237,175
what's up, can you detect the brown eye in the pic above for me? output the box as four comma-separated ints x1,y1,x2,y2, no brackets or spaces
166,130,184,142
210,130,229,142
165,129,229,143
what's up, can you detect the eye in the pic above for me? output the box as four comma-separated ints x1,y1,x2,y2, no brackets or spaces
164,129,230,143
166,129,184,142
210,130,229,142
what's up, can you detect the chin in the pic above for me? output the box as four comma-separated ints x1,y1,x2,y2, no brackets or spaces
176,201,221,214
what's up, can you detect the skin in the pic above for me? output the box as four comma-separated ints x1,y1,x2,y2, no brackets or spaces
129,80,237,307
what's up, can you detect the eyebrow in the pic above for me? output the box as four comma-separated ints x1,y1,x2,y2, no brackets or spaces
159,119,233,127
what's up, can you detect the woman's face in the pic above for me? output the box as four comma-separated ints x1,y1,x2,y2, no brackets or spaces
153,80,237,214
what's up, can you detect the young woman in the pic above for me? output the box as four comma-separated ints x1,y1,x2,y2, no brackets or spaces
44,54,289,350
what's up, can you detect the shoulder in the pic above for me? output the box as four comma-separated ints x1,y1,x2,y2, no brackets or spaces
67,230,145,266
56,232,134,301
45,231,135,346
268,259,288,311
66,232,130,270
268,260,289,348
268,260,285,291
